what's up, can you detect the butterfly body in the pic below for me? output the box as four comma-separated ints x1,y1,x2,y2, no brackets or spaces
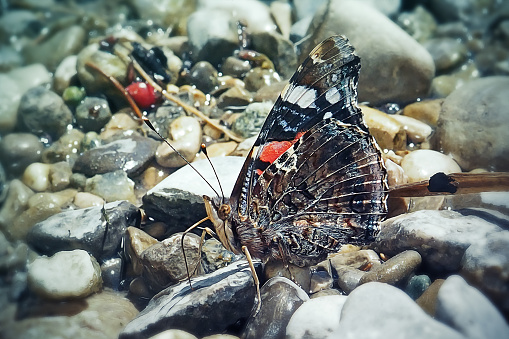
205,36,388,268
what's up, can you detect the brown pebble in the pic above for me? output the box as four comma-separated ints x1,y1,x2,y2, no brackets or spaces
416,278,445,316
359,250,422,286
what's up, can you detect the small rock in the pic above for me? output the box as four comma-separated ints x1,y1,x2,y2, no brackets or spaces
27,200,140,260
140,232,202,292
100,112,140,140
53,55,78,95
336,266,366,294
0,179,33,238
216,86,252,109
423,38,468,72
148,330,198,339
396,5,437,42
62,86,86,106
264,261,312,293
460,230,509,315
243,277,309,339
201,238,237,273
416,278,445,316
221,56,251,78
385,158,408,188
373,210,503,274
434,76,509,171
400,150,462,183
359,250,422,287
22,162,51,192
120,260,259,339
41,129,84,164
435,275,509,339
143,156,245,230
155,116,202,168
101,257,123,290
73,191,105,209
324,249,382,270
232,102,273,138
390,114,433,144
126,226,159,276
254,81,287,103
286,295,348,339
430,62,480,98
48,162,72,191
194,141,237,159
243,67,282,92
0,132,43,176
336,282,463,338
74,135,158,177
402,99,443,127
18,86,73,139
85,170,136,203
251,31,297,79
188,61,220,93
309,269,334,294
75,96,112,132
361,106,406,150
405,274,431,300
27,249,102,300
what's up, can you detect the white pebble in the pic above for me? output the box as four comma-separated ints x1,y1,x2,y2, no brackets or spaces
156,116,202,167
391,114,433,144
401,149,461,183
22,162,51,192
73,192,105,208
27,249,102,300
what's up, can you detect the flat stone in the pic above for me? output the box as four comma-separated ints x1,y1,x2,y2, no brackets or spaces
372,210,503,274
27,200,140,261
359,250,422,287
119,260,259,339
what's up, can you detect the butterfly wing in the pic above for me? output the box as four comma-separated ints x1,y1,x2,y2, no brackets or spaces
230,36,367,216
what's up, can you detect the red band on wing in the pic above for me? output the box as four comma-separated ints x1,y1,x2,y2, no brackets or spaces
259,131,306,165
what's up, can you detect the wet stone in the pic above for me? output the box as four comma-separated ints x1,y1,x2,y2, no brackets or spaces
41,129,84,164
361,106,406,150
48,161,72,191
18,85,73,140
201,238,237,274
216,86,252,109
359,250,422,287
149,330,199,339
286,295,347,339
400,149,461,183
405,274,431,300
402,98,443,127
324,249,382,270
187,61,220,93
85,170,136,203
53,56,78,95
221,56,251,78
309,269,334,294
243,277,309,339
27,249,102,300
27,200,140,261
416,278,445,316
390,114,433,144
143,157,245,230
0,179,33,238
0,132,43,176
101,257,123,290
251,30,298,79
232,102,273,139
75,96,112,132
22,162,51,192
120,260,259,339
423,38,468,72
396,5,437,43
373,210,504,274
140,232,202,292
127,226,159,276
74,135,158,177
243,67,281,92
435,275,509,339
264,260,312,293
336,266,365,294
460,230,509,315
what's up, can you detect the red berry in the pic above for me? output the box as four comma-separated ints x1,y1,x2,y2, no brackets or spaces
126,82,156,109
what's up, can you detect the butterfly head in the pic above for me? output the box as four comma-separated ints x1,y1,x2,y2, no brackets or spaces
203,195,241,254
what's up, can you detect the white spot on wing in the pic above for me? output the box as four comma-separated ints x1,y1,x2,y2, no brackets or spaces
323,112,332,119
286,85,317,108
325,87,341,104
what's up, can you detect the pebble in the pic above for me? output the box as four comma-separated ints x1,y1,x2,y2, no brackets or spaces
396,5,437,42
243,277,309,339
85,170,136,203
336,282,463,339
232,102,273,138
155,116,202,168
221,56,252,78
309,269,334,294
148,330,199,339
41,129,84,164
251,30,298,79
385,158,408,187
75,96,112,132
460,230,509,315
188,61,220,93
120,260,259,339
335,266,366,294
27,189,76,210
400,149,462,183
416,278,444,316
423,38,468,72
194,141,238,159
143,156,245,231
126,226,159,275
101,257,123,290
324,249,382,270
53,55,78,95
402,98,443,127
216,86,252,109
200,238,237,273
435,275,509,339
140,232,202,292
100,112,141,140
243,67,282,92
27,200,140,261
0,179,33,237
0,132,43,176
74,134,158,177
430,62,480,98
390,114,433,144
72,191,105,208
264,261,312,293
48,161,72,191
359,250,422,287
405,274,431,300
27,249,102,300
361,106,406,150
286,295,348,339
433,76,509,171
301,0,435,105
373,209,503,274
18,85,73,139
22,162,51,192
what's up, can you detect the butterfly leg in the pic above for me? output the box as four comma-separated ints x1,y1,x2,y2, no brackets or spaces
275,237,297,283
242,246,262,314
181,216,210,289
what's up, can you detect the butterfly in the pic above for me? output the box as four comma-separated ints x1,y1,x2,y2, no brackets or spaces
203,35,388,270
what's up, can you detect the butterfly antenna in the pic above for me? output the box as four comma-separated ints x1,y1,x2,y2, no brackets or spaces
200,144,226,204
85,61,222,199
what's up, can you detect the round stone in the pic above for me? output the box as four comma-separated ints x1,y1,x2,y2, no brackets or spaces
400,149,462,183
0,132,43,176
75,96,112,132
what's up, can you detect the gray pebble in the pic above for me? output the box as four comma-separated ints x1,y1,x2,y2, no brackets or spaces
75,96,112,132
85,170,135,203
0,132,43,176
359,250,422,286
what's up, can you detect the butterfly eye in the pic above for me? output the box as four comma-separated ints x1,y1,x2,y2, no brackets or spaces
218,204,231,220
